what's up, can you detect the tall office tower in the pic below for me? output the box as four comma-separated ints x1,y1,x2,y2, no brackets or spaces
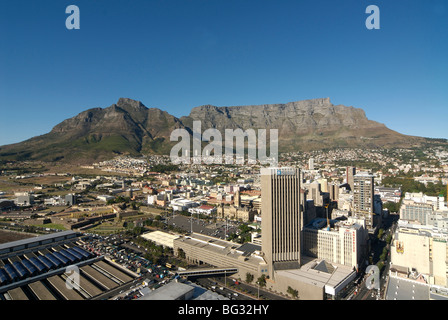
346,166,356,191
329,182,339,202
353,172,375,226
308,181,323,206
261,167,301,279
234,190,241,207
317,178,328,193
308,158,314,170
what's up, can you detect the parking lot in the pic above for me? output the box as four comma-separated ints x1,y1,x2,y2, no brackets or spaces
82,233,176,299
164,214,239,239
81,231,267,300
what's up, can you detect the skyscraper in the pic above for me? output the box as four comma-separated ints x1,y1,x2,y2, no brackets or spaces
353,172,374,226
308,158,314,170
329,181,339,202
346,166,356,191
261,167,301,279
308,181,323,206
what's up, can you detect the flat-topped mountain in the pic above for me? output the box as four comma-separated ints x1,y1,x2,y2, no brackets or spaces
0,97,437,163
181,97,424,152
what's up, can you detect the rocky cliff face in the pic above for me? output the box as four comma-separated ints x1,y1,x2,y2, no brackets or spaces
181,98,419,152
183,98,379,131
0,97,428,163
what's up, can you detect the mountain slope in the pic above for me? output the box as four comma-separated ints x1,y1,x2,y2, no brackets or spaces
0,98,185,163
0,97,437,164
181,98,425,152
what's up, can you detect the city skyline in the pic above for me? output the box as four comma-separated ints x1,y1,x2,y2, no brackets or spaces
1,0,447,146
0,138,447,300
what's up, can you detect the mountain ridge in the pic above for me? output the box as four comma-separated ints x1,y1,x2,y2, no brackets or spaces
0,97,441,164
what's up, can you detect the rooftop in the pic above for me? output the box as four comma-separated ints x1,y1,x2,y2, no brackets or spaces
275,256,356,295
313,260,335,274
0,230,77,252
236,242,261,255
175,233,265,267
140,231,180,249
137,281,193,300
199,205,215,210
138,280,229,300
385,275,429,300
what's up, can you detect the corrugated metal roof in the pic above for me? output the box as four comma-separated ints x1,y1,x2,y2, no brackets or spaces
0,230,77,251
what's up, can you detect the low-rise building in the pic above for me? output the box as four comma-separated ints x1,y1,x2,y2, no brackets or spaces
374,186,402,203
390,220,448,287
170,198,198,212
188,205,216,216
173,233,356,300
216,205,256,222
97,195,114,202
400,192,448,226
302,217,367,270
15,193,34,206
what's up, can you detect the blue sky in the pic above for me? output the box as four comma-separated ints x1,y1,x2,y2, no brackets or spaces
0,0,447,146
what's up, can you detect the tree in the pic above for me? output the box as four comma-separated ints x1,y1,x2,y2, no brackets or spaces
177,248,186,259
377,261,384,272
386,234,392,244
132,226,144,236
245,273,254,284
380,246,388,261
383,201,400,213
377,229,384,239
257,274,266,287
131,202,139,210
287,286,299,299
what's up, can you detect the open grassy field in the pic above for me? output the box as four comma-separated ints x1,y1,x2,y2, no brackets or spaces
0,176,29,193
88,221,125,235
41,223,68,230
43,162,133,176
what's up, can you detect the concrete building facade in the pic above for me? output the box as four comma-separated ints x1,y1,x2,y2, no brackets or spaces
302,217,366,270
217,205,256,222
391,221,448,287
346,167,356,191
353,172,375,227
261,167,301,278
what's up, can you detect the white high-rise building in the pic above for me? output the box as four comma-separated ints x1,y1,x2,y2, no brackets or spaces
308,158,315,170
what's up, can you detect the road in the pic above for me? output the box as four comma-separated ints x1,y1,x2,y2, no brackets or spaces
192,276,289,300
350,214,398,300
92,277,142,300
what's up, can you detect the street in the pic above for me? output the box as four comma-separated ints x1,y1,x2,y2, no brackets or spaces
192,276,289,301
350,213,398,300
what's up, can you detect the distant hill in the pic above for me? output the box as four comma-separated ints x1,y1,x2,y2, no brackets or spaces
0,97,444,164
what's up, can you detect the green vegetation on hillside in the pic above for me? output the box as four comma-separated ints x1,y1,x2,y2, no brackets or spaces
382,176,446,198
